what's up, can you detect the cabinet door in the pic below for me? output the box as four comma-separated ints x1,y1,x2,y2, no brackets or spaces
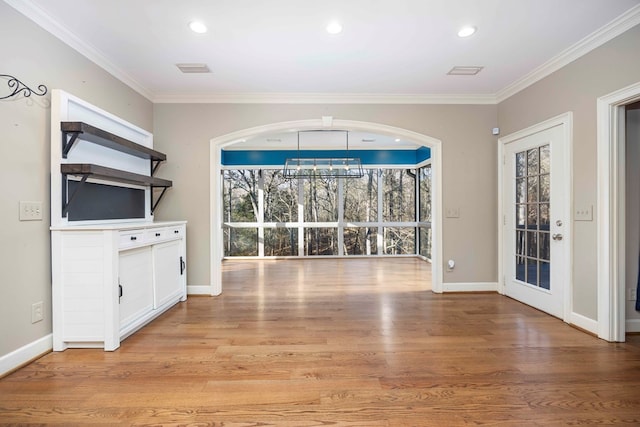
153,240,183,308
119,246,153,328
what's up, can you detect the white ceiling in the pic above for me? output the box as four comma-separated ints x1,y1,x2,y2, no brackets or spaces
7,0,640,104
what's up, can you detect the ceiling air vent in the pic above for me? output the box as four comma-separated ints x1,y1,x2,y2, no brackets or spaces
176,63,211,73
447,66,484,76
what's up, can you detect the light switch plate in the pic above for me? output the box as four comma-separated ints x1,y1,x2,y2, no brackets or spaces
574,205,593,221
19,201,43,221
446,207,460,218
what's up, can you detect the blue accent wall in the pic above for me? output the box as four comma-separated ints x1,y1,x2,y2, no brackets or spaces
222,148,431,166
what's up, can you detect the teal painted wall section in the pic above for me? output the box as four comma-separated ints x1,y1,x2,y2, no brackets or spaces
222,148,431,166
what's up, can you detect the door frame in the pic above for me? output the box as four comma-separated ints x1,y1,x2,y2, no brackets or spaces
597,81,640,342
206,118,443,296
498,112,573,323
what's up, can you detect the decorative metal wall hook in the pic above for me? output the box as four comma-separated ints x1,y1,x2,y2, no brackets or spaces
0,74,48,100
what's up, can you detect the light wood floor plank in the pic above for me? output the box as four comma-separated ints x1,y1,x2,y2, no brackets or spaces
1,258,639,425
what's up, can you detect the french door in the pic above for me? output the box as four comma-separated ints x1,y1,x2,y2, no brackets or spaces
502,123,568,318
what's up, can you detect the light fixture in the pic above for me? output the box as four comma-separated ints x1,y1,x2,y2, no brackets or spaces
189,21,208,34
326,21,343,35
284,130,363,179
457,26,476,38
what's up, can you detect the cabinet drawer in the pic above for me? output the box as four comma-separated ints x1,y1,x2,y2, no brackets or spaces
167,226,184,238
119,230,144,248
145,227,168,242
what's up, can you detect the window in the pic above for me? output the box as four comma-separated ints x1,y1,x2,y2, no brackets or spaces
343,170,378,222
418,164,432,259
304,177,338,222
383,169,415,222
263,170,297,223
222,170,259,222
222,167,428,258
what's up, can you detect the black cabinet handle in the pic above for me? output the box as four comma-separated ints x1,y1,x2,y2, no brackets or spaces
118,284,123,302
155,232,161,237
180,256,186,275
130,236,137,241
174,230,179,234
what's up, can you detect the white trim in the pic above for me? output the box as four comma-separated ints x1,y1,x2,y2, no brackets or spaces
210,119,443,296
443,282,498,292
597,81,640,342
153,92,497,105
187,285,217,296
5,0,153,100
0,334,52,377
497,112,573,322
569,312,599,335
626,318,640,333
496,4,640,103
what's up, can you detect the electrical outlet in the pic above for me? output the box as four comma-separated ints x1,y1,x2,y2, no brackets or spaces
629,288,638,301
19,201,43,221
32,301,43,323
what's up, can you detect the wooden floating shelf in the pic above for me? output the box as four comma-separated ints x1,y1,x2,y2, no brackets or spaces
61,121,166,162
61,163,172,188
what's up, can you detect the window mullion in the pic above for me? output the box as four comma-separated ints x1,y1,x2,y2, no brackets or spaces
338,177,344,256
377,168,383,255
257,170,264,257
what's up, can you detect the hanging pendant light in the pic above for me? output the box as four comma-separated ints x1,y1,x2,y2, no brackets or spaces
283,130,364,179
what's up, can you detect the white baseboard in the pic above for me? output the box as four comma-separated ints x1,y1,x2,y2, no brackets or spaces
442,282,498,292
187,285,220,296
569,312,599,335
626,318,640,333
0,334,52,377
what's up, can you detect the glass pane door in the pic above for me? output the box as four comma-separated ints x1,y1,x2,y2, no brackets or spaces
514,144,551,290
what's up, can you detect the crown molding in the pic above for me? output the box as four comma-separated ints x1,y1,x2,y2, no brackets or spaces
152,92,498,104
5,0,154,101
496,4,640,103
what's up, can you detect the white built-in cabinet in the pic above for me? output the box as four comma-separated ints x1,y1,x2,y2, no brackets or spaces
51,222,186,351
50,90,187,351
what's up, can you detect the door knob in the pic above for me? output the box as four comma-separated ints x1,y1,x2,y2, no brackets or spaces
552,233,563,241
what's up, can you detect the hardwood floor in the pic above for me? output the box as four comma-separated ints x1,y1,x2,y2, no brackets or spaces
1,258,640,426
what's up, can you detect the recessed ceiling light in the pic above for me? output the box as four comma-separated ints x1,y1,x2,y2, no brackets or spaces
362,138,376,143
457,26,476,38
189,21,208,34
395,138,401,142
326,21,343,35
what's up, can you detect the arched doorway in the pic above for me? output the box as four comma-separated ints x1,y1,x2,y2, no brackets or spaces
208,118,443,296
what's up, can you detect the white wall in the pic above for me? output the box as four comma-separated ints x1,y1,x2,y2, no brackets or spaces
0,1,153,365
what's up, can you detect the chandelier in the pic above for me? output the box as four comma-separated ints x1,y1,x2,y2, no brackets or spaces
283,130,364,179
